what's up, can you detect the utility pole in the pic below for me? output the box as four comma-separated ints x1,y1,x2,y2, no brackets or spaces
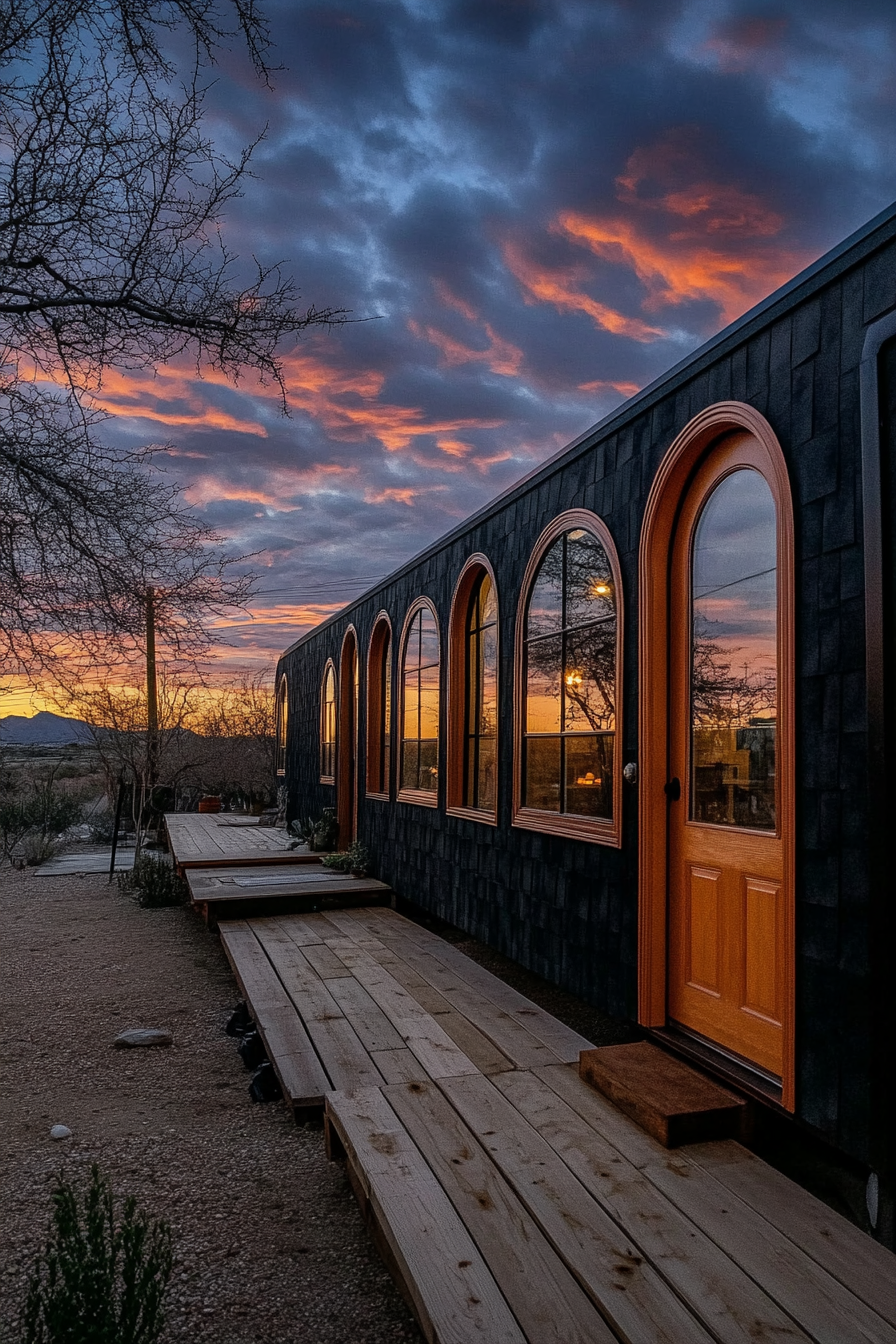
146,585,159,795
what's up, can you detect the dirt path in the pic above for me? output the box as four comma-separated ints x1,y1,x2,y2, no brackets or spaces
0,868,420,1343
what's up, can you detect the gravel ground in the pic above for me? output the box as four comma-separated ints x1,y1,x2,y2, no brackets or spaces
0,868,421,1344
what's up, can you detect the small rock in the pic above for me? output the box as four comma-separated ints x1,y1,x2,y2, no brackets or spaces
50,1124,72,1140
113,1028,173,1049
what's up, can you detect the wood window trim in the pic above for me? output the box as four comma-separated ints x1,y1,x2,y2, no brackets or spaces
396,596,440,809
512,508,623,848
447,554,499,825
319,658,337,785
637,401,795,1112
365,611,392,801
275,672,288,777
337,626,359,843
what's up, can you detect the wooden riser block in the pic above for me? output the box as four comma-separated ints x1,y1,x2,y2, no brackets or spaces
579,1042,748,1148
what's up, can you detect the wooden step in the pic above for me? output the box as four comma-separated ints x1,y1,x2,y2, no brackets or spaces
578,1041,748,1147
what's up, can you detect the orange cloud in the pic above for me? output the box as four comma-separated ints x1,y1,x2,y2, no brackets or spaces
363,485,447,506
433,279,479,323
556,210,802,326
276,347,504,452
90,367,269,436
577,378,642,397
503,239,665,341
409,319,524,376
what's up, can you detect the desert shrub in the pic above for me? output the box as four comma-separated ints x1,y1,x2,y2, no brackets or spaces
117,855,188,908
0,782,84,863
22,1164,173,1344
320,841,369,875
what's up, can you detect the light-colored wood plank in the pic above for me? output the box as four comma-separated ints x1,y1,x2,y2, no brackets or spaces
325,941,481,1081
385,1078,617,1344
361,944,515,1075
269,912,332,947
492,1069,809,1344
686,1141,896,1330
217,921,331,1107
300,941,355,979
326,1087,527,1344
437,1071,715,1344
362,937,561,1070
537,1064,896,1344
369,1047,430,1084
325,977,406,1053
249,921,384,1092
341,909,580,1052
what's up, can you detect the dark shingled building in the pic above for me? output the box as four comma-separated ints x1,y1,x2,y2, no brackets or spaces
277,202,896,1244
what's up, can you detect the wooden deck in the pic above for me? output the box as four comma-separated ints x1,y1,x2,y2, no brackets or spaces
164,811,319,869
219,906,896,1344
188,864,391,924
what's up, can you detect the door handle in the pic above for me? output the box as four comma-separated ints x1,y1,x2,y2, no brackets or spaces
664,777,681,801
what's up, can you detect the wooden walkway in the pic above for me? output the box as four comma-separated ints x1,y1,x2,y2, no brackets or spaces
219,906,896,1344
188,864,391,924
164,812,319,869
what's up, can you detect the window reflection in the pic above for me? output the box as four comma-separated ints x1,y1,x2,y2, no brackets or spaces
464,572,498,811
523,527,616,819
401,607,440,793
690,469,777,829
320,664,336,780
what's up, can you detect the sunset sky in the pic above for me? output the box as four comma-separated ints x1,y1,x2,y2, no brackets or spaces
11,0,896,715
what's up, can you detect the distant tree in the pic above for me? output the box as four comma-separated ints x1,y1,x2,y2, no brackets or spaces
0,0,345,683
188,670,277,803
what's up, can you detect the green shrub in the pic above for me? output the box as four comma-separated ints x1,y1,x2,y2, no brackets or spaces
22,1164,173,1344
320,840,369,875
117,855,188,908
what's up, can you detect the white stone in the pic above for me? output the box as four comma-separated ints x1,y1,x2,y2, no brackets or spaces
50,1124,72,1140
113,1028,173,1048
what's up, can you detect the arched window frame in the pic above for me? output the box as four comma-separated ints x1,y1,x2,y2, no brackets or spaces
366,612,393,800
397,596,441,808
319,659,337,784
275,673,288,777
337,626,360,843
447,555,499,824
513,508,623,847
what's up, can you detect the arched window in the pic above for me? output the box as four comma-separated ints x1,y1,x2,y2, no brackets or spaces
366,614,392,799
320,661,336,783
275,674,288,777
514,511,622,845
398,600,440,805
447,557,498,821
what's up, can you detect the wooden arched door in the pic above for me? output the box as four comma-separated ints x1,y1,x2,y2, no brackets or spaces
337,628,359,844
639,404,795,1106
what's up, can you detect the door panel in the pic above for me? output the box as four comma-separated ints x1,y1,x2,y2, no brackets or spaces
668,435,784,1079
686,866,721,995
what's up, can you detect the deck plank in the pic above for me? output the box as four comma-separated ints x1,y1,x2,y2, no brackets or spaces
359,944,516,1075
492,1068,811,1344
385,1077,617,1344
217,921,331,1108
249,920,385,1093
325,1087,527,1344
341,907,593,1063
325,941,481,1081
437,1071,715,1344
686,1141,896,1330
537,1064,896,1344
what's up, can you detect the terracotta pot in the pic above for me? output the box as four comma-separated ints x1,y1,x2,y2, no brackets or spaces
198,795,222,814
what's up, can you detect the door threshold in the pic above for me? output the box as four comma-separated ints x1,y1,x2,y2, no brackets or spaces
650,1024,784,1110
